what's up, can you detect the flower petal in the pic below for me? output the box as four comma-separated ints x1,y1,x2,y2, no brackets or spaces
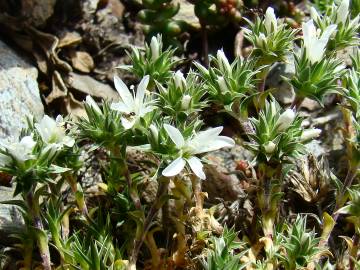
121,117,136,130
162,157,186,177
164,124,185,148
110,102,132,114
135,75,150,109
114,75,134,108
193,136,235,154
187,156,206,180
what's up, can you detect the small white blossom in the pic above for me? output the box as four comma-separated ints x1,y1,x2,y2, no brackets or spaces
174,71,186,90
264,7,277,33
35,115,75,151
0,136,36,166
149,124,159,142
302,20,337,64
217,50,231,74
162,124,235,179
300,128,321,141
150,36,160,61
258,33,267,47
181,95,192,110
263,141,276,154
111,75,155,129
277,109,295,131
336,0,349,24
85,95,102,114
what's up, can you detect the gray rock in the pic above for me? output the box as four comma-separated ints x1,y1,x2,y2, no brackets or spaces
0,39,44,141
0,187,24,245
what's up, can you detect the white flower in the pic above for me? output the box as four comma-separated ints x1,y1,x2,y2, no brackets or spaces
181,95,192,110
217,50,231,74
35,115,75,150
336,0,349,24
149,124,159,142
302,20,337,64
150,36,160,61
263,141,276,154
0,136,36,166
174,71,186,90
162,124,235,179
85,95,102,114
277,109,295,131
111,75,155,129
264,7,277,33
300,128,321,141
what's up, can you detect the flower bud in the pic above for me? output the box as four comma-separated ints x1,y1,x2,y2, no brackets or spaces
174,70,186,90
149,124,159,143
86,95,102,114
150,36,159,61
336,0,349,24
264,7,277,33
277,109,295,131
217,50,231,73
300,128,321,141
258,33,267,47
217,76,230,93
181,94,192,110
263,141,276,154
310,7,320,22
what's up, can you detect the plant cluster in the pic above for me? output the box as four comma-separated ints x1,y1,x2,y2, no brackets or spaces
0,1,360,269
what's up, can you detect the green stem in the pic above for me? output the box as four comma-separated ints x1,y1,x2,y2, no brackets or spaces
290,96,304,111
66,174,88,216
350,233,359,270
26,189,51,270
129,177,170,268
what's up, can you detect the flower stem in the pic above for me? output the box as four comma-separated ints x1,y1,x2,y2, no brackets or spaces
26,189,51,270
129,177,170,269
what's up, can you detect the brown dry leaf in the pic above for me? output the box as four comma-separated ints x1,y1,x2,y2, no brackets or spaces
27,26,73,72
45,71,68,104
58,31,82,48
66,72,119,101
64,92,86,118
70,50,95,73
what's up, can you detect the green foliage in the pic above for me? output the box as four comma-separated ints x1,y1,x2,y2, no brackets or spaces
201,227,247,270
276,216,329,270
289,53,345,105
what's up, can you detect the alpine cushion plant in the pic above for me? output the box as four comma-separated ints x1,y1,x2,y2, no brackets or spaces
243,7,298,66
118,35,178,88
310,0,360,51
289,19,345,109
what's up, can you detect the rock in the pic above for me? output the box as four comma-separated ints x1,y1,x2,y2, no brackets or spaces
173,0,200,29
21,0,57,26
0,186,24,245
267,55,295,105
0,39,44,141
66,72,119,101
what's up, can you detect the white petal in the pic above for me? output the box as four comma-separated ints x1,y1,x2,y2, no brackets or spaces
135,75,150,109
264,7,277,33
63,136,75,147
110,102,132,114
121,117,136,130
187,156,206,180
320,24,337,42
114,75,134,108
162,157,186,177
20,136,36,150
0,153,11,167
193,136,235,154
310,7,320,21
190,127,223,150
164,124,185,148
86,95,102,114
